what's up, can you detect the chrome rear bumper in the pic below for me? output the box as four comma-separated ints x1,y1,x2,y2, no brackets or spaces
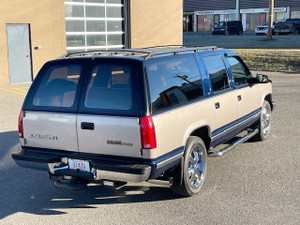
12,148,151,183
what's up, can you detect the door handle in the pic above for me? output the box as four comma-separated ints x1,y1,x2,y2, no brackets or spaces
237,95,242,101
81,122,94,130
215,102,220,109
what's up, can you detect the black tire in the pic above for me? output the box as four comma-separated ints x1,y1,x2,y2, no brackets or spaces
225,31,230,36
238,30,243,36
170,136,207,197
295,30,299,35
253,100,271,141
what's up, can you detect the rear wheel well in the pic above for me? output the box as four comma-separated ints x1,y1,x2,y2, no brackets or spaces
190,126,211,151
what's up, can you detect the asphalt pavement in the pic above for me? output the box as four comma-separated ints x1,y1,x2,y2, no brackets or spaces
0,72,299,225
184,32,300,49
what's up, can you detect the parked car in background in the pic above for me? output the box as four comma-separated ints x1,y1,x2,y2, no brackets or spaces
212,21,243,35
285,18,300,35
255,22,275,35
274,21,292,35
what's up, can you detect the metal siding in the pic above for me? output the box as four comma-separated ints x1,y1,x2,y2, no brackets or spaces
184,0,300,11
184,0,235,11
240,0,300,9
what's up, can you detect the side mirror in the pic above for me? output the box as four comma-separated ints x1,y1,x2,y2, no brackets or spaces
247,74,271,85
256,74,270,83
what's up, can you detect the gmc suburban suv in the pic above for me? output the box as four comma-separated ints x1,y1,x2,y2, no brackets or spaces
12,46,275,197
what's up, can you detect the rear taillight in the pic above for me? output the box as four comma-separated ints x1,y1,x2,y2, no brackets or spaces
18,110,23,138
140,115,156,149
290,24,293,28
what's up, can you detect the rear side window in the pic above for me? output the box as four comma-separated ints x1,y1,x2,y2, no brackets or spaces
84,64,132,110
32,65,82,108
146,54,204,114
203,55,230,93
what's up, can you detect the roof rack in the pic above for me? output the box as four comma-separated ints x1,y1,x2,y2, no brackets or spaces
140,45,218,59
65,49,152,58
64,45,218,59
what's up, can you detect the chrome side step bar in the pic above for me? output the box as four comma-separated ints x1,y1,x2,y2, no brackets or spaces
208,128,259,157
148,177,174,187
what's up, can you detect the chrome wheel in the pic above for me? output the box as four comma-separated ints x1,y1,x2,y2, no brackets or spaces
188,145,205,189
170,136,207,197
253,100,272,141
261,105,271,137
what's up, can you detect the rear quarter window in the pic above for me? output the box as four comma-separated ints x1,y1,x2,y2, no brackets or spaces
146,54,204,114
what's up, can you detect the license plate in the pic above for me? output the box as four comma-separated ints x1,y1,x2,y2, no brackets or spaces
68,159,90,172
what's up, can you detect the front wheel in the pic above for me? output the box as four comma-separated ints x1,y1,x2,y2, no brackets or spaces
170,136,207,197
254,100,271,141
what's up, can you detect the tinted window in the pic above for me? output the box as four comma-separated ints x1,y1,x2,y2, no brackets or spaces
226,56,251,87
203,55,230,93
219,22,225,26
146,54,204,114
84,64,132,110
286,19,300,24
32,65,82,107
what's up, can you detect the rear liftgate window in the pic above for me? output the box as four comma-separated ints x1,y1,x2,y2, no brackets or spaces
32,65,82,108
146,54,204,114
84,64,133,111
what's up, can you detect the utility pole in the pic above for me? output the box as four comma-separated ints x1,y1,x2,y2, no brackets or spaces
236,0,240,20
267,0,274,40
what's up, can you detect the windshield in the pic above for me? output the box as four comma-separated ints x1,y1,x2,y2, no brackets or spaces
218,21,226,27
260,22,275,26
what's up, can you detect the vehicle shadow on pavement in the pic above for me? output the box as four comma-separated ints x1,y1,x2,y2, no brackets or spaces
0,131,180,220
